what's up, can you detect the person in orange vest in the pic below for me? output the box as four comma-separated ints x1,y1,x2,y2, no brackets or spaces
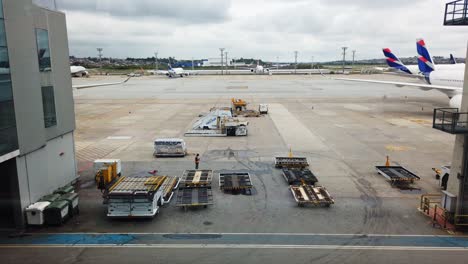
195,154,200,169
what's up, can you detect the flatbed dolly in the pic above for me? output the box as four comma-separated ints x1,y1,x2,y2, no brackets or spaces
282,168,318,185
290,184,334,207
180,170,213,188
375,166,421,187
275,157,309,168
219,172,253,194
175,187,213,211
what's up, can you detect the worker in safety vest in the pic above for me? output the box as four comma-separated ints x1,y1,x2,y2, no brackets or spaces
195,154,200,169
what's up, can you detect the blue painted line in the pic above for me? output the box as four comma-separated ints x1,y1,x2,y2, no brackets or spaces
1,233,468,248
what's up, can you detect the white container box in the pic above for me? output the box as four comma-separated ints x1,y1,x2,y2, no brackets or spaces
94,159,122,175
25,201,51,225
154,138,187,157
259,104,268,114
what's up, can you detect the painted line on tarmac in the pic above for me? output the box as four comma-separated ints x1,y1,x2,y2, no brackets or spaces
29,232,468,238
1,244,468,251
3,233,468,248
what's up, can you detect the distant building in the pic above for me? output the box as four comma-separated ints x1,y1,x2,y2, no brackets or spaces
202,58,232,67
172,61,202,68
0,0,77,228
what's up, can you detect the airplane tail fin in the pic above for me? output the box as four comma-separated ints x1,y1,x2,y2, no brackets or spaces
416,38,435,74
382,48,412,74
449,54,457,64
168,63,173,70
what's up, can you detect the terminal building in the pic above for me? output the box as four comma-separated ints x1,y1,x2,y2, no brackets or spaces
0,0,77,228
201,58,232,67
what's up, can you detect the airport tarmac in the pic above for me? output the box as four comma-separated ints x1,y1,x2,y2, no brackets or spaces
3,74,467,263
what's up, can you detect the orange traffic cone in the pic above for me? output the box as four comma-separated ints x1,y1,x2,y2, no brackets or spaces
385,156,390,167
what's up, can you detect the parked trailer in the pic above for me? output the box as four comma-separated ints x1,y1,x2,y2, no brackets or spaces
219,172,253,194
282,168,318,185
180,170,213,188
375,166,421,187
290,185,334,207
275,157,309,168
175,187,213,210
154,138,187,157
106,176,171,218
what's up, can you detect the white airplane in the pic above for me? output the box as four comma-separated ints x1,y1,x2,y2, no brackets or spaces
337,39,465,109
250,60,270,74
70,66,89,77
383,46,463,78
153,64,191,78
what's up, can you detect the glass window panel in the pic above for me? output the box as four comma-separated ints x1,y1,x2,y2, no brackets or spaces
41,86,57,127
0,47,9,72
0,20,7,47
0,0,3,19
35,29,51,72
0,76,12,101
0,99,18,156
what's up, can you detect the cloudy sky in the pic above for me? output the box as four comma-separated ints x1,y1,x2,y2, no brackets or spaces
53,0,467,62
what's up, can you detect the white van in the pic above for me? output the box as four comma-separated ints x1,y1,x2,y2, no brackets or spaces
154,138,187,157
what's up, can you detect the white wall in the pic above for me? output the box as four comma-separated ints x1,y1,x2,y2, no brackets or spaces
16,132,77,210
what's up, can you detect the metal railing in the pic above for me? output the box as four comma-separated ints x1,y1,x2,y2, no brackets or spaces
445,0,468,25
419,194,449,229
433,108,468,134
420,194,442,213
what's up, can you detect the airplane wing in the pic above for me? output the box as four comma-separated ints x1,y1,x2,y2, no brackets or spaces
72,77,131,89
336,77,461,92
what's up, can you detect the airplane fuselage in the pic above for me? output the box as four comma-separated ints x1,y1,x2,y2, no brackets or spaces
167,68,189,78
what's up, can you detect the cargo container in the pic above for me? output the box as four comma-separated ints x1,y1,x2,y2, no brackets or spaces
106,176,170,218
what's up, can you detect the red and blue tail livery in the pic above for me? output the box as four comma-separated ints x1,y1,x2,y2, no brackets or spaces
416,39,435,74
382,48,412,74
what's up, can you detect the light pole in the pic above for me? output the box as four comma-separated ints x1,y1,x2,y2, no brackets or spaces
97,48,103,74
277,56,279,70
219,48,225,75
342,47,348,74
192,57,194,71
352,50,356,69
154,52,158,71
310,56,314,70
294,51,298,74
225,51,228,73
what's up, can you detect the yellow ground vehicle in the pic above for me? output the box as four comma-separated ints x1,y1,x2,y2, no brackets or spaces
95,162,119,190
231,98,247,111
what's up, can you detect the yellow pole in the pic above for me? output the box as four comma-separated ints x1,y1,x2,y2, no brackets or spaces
288,147,293,158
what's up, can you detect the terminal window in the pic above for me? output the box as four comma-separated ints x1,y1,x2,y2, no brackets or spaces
35,29,51,72
41,86,57,128
0,4,18,157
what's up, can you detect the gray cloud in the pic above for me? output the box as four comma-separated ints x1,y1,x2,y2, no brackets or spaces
57,0,232,23
57,0,468,62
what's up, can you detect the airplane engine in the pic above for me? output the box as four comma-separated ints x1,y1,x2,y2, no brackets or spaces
449,94,462,110
250,69,254,72
265,68,270,72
